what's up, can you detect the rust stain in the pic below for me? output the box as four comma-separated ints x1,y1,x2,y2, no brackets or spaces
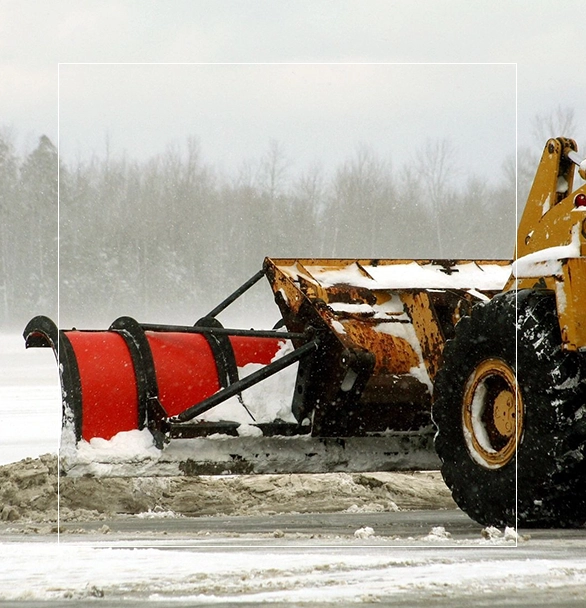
337,318,419,375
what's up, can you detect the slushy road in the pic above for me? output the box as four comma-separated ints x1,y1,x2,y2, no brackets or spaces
1,509,586,606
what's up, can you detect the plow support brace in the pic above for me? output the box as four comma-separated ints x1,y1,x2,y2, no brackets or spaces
172,337,319,423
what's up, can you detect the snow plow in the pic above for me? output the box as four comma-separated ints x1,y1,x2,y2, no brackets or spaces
24,137,586,527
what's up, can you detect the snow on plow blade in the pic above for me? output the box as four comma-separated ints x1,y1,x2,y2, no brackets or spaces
24,257,511,477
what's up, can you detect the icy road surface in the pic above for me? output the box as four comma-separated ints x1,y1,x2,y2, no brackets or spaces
1,513,586,605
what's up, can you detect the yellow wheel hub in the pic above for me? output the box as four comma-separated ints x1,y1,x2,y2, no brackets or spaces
462,358,523,469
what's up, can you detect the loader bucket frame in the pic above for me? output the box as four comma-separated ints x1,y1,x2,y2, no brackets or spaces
263,256,512,435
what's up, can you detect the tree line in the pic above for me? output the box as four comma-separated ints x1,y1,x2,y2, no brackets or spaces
2,120,578,330
0,133,57,330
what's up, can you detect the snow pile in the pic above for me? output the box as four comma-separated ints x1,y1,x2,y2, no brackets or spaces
354,526,375,539
0,456,455,529
503,526,522,542
414,526,529,546
480,526,527,544
481,525,503,541
74,429,161,463
60,427,165,477
422,525,452,541
346,501,399,513
236,423,264,437
196,340,298,426
136,508,180,519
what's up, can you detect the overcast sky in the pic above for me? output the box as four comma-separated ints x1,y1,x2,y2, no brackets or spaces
58,63,515,181
2,0,586,184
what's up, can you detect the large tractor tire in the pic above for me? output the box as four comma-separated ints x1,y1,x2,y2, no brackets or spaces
433,289,586,528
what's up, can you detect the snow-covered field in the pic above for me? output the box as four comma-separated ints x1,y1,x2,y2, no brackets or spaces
0,334,61,466
2,333,586,605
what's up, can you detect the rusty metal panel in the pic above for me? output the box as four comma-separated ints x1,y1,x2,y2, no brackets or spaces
263,257,511,434
400,291,445,383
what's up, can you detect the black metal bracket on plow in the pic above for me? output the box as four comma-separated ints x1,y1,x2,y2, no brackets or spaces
204,268,267,319
194,315,256,422
109,316,168,447
140,323,307,341
23,315,85,442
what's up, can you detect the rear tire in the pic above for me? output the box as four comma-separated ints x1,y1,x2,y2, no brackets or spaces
433,290,586,527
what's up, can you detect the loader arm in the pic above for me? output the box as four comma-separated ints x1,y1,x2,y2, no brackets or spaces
509,137,586,350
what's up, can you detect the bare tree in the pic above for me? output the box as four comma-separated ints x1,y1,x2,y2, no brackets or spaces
20,135,58,310
329,145,390,257
416,138,458,257
532,105,577,144
259,139,290,200
289,163,326,256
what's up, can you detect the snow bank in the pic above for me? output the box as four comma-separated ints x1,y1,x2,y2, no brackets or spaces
0,455,455,528
354,526,375,538
422,525,452,541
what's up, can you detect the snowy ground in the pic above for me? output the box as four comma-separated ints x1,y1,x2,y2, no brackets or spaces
0,335,61,466
0,525,585,605
2,333,586,605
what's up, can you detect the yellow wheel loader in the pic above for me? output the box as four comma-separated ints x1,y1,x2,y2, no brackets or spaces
24,137,586,527
434,137,586,527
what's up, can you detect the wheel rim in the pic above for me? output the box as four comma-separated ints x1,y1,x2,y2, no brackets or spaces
462,358,523,469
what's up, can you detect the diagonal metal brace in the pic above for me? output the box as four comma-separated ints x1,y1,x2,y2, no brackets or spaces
205,268,266,319
170,337,320,424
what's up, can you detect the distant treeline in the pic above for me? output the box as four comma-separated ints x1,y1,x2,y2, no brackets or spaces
0,134,57,330
1,132,524,329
